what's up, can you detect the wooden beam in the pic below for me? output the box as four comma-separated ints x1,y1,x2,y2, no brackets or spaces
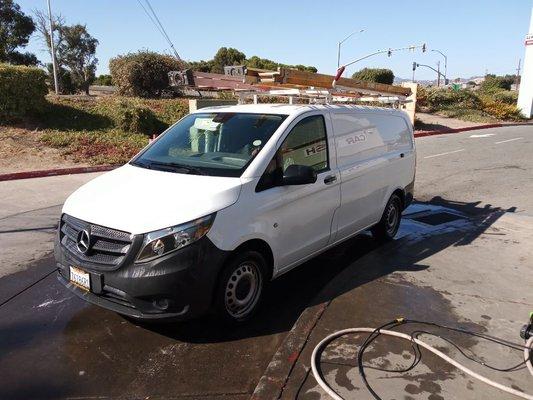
275,68,411,97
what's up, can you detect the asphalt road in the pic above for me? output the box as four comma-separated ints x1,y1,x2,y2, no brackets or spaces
0,125,531,400
415,125,533,214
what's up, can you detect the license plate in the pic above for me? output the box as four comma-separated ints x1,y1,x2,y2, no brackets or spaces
70,266,90,291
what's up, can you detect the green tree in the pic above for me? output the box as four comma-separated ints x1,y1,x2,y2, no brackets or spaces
211,47,246,73
94,74,112,86
46,63,76,94
57,24,98,94
0,0,38,65
352,68,395,85
187,59,214,72
245,55,317,72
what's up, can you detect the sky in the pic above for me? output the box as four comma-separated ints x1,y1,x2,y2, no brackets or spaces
15,0,533,81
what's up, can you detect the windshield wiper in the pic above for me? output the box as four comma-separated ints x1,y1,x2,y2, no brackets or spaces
130,160,151,170
149,161,207,175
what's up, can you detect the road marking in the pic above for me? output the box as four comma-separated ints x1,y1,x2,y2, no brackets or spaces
494,137,523,144
424,149,465,159
470,133,495,138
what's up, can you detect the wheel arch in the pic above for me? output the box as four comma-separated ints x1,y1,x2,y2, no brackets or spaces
391,187,406,210
210,238,274,310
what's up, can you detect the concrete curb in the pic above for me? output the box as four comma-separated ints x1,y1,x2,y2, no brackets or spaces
250,301,329,400
414,122,533,138
0,165,118,182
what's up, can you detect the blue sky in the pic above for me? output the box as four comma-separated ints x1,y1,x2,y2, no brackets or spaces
16,0,533,80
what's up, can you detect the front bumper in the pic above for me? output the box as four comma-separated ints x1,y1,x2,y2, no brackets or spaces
55,235,229,320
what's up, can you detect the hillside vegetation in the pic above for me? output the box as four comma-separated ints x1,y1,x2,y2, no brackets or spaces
2,95,189,167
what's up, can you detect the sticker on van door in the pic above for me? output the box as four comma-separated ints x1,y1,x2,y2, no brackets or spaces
304,141,327,157
345,133,366,145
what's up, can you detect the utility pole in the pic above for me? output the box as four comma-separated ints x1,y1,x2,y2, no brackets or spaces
431,49,448,83
412,62,417,82
516,58,521,91
437,61,441,87
47,0,59,95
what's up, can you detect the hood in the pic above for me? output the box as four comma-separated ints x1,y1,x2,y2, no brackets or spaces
62,164,242,234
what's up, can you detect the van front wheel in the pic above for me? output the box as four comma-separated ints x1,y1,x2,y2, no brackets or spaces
214,250,266,323
372,194,402,242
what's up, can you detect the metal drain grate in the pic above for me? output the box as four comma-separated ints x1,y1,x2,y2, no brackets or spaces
411,212,466,226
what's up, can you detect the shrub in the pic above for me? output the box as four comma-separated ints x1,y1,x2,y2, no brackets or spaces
109,51,183,98
0,63,47,120
41,129,148,165
491,90,518,105
159,101,188,125
96,98,165,135
425,88,481,111
416,85,428,110
352,68,394,85
480,97,523,120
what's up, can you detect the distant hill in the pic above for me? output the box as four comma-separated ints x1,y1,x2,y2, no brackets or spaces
394,75,486,87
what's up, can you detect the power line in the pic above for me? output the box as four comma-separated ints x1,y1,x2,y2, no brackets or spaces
136,0,167,40
135,0,182,61
143,0,182,61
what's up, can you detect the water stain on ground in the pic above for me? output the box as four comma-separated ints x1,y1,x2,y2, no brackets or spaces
303,277,487,400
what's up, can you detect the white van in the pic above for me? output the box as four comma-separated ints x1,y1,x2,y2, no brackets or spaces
55,104,415,322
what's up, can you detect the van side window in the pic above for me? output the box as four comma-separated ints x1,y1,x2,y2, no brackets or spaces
280,115,328,173
256,115,328,192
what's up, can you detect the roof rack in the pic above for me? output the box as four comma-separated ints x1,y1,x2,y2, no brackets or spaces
169,66,412,102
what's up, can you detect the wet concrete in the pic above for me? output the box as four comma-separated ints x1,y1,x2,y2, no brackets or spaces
279,202,533,400
0,234,381,400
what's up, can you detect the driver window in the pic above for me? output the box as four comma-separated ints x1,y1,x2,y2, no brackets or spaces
256,114,328,193
279,115,328,173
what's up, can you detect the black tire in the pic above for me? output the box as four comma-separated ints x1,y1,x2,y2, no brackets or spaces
371,194,402,242
214,250,267,323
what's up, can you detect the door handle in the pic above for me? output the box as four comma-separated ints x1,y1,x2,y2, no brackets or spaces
400,153,405,158
324,175,337,184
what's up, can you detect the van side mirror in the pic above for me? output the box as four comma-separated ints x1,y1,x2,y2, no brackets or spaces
282,164,317,186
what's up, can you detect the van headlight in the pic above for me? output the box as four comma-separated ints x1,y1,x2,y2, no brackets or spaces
135,213,216,263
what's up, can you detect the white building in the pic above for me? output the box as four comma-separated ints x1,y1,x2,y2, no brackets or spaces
518,7,533,118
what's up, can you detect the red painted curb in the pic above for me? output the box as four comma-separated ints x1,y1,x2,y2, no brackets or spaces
0,165,119,182
414,122,533,138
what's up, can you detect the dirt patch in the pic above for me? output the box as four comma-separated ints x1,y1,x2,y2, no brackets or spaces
0,126,86,174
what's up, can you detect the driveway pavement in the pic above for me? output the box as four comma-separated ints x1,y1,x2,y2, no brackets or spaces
0,172,103,278
1,125,532,400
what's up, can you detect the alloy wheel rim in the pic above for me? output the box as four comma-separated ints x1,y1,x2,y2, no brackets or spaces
224,262,262,318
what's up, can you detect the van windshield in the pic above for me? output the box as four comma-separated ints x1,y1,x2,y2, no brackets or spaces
131,112,287,177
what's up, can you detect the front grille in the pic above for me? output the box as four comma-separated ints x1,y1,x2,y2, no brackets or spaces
60,214,133,270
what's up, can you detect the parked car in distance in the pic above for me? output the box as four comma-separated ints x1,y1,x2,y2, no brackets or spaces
55,104,416,322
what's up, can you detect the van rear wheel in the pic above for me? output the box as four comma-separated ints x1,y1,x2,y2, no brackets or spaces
214,250,266,323
372,194,402,242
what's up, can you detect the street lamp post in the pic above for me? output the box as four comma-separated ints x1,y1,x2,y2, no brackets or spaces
431,49,448,84
337,28,365,69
